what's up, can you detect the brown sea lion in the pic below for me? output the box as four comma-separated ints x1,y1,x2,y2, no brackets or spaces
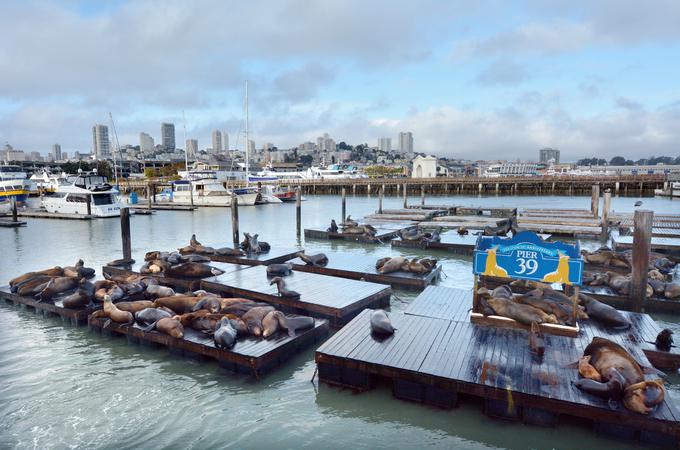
114,300,155,314
61,278,95,309
229,317,248,335
154,317,184,338
134,307,172,325
191,296,222,313
578,355,601,381
270,277,301,299
578,293,630,329
375,257,391,270
16,275,54,296
62,259,84,278
649,279,666,297
647,269,666,282
517,292,573,324
297,252,329,267
491,285,513,300
665,283,680,299
164,263,224,279
276,315,315,336
241,306,275,336
487,297,557,325
406,259,435,275
153,296,201,314
378,257,408,274
103,295,133,324
220,302,271,317
262,310,284,338
219,298,255,310
214,247,245,256
457,226,469,235
145,284,175,298
37,276,79,302
10,267,63,289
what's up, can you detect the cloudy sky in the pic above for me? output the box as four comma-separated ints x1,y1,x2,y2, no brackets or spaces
1,0,679,161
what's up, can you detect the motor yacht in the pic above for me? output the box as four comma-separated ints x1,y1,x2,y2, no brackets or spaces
41,170,123,217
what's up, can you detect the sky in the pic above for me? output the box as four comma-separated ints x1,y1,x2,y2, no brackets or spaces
0,0,679,162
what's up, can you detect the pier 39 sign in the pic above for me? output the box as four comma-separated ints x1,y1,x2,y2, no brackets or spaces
473,231,584,286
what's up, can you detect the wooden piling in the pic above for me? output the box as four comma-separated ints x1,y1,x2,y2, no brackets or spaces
11,197,18,222
630,210,653,312
591,184,600,218
421,185,425,206
146,184,152,210
86,194,92,216
403,184,408,208
120,207,132,262
231,194,239,247
378,185,384,214
296,188,302,238
601,189,611,238
341,188,346,222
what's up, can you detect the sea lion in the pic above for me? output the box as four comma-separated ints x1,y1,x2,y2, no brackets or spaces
214,317,238,349
398,228,425,242
647,269,666,282
517,292,573,324
164,263,224,279
327,219,339,233
262,310,284,338
134,307,172,325
153,296,201,314
370,309,395,336
246,233,262,254
491,285,513,299
487,297,558,325
61,278,95,309
145,284,175,298
266,263,293,276
529,322,545,357
649,279,666,297
191,296,222,313
655,329,673,351
114,300,155,314
229,318,248,335
190,234,201,247
154,317,185,339
270,277,301,299
241,306,275,336
578,293,631,329
665,283,680,299
103,295,134,324
375,257,391,270
214,247,245,257
297,252,329,267
578,355,601,381
425,227,442,243
118,281,146,297
16,275,54,296
9,267,63,289
218,297,255,310
377,257,408,274
457,226,469,236
221,301,271,316
36,276,79,302
406,258,435,275
62,259,84,278
340,215,358,227
176,311,223,334
277,315,315,337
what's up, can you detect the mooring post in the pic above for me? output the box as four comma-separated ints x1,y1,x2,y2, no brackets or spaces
11,196,18,222
120,207,132,262
86,194,92,216
591,184,600,218
601,189,611,239
421,184,425,206
378,185,384,214
403,183,408,208
231,194,239,247
630,210,652,312
147,184,152,210
341,188,346,222
296,188,302,238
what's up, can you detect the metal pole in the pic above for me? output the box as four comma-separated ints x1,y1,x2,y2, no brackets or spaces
120,207,132,262
231,194,239,247
630,210,652,312
341,188,346,222
296,188,302,238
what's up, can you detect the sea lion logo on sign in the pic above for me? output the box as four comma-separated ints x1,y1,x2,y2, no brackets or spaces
473,231,583,286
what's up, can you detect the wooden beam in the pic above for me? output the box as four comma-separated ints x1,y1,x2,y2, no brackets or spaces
120,207,132,262
630,210,653,312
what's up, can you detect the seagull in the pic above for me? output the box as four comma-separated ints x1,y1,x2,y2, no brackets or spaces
634,201,643,207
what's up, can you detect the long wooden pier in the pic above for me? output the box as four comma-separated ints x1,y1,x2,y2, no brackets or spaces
289,252,441,289
201,265,391,327
0,286,96,325
316,286,680,445
210,248,302,265
89,315,328,378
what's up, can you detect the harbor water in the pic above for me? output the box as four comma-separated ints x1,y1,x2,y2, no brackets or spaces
1,194,678,449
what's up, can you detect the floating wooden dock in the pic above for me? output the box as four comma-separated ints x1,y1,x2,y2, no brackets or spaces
210,248,302,266
141,202,197,211
455,206,516,217
201,265,391,327
316,286,680,445
613,235,680,253
365,209,446,221
424,215,511,230
304,221,415,244
407,204,458,213
289,252,441,289
18,210,95,220
0,218,26,227
392,230,551,255
0,286,95,325
89,315,328,378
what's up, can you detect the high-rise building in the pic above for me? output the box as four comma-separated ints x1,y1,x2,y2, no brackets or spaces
92,124,111,159
378,137,392,152
139,132,154,153
222,131,229,151
316,133,336,152
211,130,223,153
30,151,42,161
247,140,255,154
186,139,198,158
161,123,175,151
52,143,62,160
61,151,68,160
539,148,560,164
398,132,413,154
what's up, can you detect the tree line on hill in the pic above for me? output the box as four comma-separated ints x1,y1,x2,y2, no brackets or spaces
576,155,680,166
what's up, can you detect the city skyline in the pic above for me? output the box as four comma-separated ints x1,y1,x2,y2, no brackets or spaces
1,1,679,160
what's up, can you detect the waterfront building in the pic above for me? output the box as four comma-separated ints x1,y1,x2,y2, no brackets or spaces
577,164,680,176
161,122,175,151
211,130,223,153
412,155,437,178
139,132,154,153
222,131,229,151
186,139,198,158
539,147,560,164
483,162,539,177
398,132,413,153
378,137,392,152
92,124,111,159
52,144,62,160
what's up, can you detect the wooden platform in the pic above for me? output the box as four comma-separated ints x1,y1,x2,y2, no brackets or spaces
201,265,391,327
210,247,302,266
365,209,446,221
304,221,415,244
143,202,197,211
18,210,95,220
455,206,516,217
89,315,328,378
407,204,458,213
392,230,551,255
289,252,441,289
518,222,602,237
0,219,26,227
0,286,96,325
613,235,680,252
427,215,511,229
316,286,680,445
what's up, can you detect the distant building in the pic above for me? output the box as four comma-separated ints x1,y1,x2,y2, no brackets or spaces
161,123,175,151
378,137,392,152
578,164,680,176
222,131,229,151
483,162,538,177
316,133,336,152
539,148,560,164
211,129,223,153
186,139,198,158
139,132,155,153
298,141,316,154
247,140,255,154
398,132,413,153
52,143,62,160
263,142,274,151
61,151,68,160
412,155,437,178
92,124,111,159
29,151,42,161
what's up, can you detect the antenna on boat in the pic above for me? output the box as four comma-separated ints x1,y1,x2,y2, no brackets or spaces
108,112,121,186
245,80,249,187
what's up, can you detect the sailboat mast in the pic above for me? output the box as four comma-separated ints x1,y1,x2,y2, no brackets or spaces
245,80,249,186
108,112,120,186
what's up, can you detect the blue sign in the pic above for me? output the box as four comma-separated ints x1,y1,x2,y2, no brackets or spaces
473,231,584,286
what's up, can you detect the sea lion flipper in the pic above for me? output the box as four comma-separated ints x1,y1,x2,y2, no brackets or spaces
103,318,112,329
141,320,157,332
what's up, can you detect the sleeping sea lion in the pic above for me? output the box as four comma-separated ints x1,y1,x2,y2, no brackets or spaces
262,310,284,338
266,263,293,276
487,297,557,325
153,296,201,314
62,259,84,278
578,293,631,329
191,296,222,313
134,307,172,325
152,317,185,339
114,300,155,314
214,247,245,257
378,257,408,274
665,283,680,299
9,267,63,289
221,302,271,317
164,263,224,279
61,278,96,309
375,257,391,271
103,295,133,324
241,306,275,336
219,297,255,310
214,317,237,349
370,310,395,336
145,284,175,298
16,275,54,296
276,315,315,337
36,276,79,302
297,252,329,267
406,258,435,275
270,277,301,299
229,318,248,335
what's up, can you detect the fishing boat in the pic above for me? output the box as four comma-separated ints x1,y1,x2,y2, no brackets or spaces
0,164,31,205
41,170,123,217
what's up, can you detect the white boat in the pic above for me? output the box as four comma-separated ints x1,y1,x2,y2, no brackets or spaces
307,164,367,179
171,174,259,207
654,182,680,198
0,163,31,205
29,170,67,194
41,170,123,217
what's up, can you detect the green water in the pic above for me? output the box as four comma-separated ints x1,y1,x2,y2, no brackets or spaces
1,194,678,449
